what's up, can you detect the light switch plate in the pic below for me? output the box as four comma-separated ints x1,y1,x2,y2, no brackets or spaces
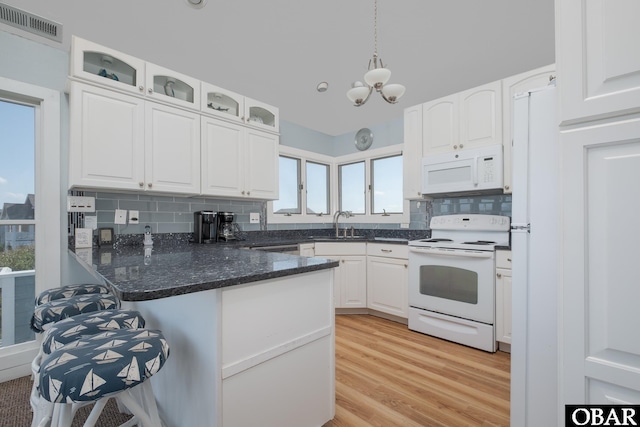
250,212,260,224
67,196,95,212
114,209,127,224
128,210,139,224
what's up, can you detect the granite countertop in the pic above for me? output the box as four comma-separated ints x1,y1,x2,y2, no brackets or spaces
70,244,339,302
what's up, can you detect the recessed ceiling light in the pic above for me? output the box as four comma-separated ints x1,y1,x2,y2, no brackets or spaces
317,82,329,92
186,0,207,8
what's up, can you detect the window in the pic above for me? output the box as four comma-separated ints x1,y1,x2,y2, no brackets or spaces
371,155,403,214
0,76,61,359
306,161,329,215
270,148,331,220
273,156,301,215
338,161,365,214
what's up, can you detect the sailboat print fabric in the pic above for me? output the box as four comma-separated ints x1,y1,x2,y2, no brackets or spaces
30,294,121,333
41,309,146,355
35,284,112,305
38,328,170,403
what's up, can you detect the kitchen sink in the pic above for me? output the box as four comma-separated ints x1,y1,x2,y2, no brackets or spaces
308,236,367,241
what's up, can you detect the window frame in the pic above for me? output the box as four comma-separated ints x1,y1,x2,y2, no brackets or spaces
0,76,61,371
268,144,409,225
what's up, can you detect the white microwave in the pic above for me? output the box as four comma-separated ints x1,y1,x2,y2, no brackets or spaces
421,144,503,197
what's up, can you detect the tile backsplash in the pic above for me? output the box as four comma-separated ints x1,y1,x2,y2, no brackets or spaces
69,191,512,236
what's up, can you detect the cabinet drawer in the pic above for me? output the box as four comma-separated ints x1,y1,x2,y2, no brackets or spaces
366,243,408,259
314,242,366,256
496,250,512,269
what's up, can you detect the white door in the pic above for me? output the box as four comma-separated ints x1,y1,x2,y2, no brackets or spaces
459,80,502,150
422,94,458,155
562,119,640,407
367,256,408,318
402,104,423,199
200,117,244,197
69,82,145,190
145,103,200,194
336,256,367,308
245,128,279,200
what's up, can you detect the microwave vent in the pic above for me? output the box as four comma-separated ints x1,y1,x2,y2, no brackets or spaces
0,3,62,43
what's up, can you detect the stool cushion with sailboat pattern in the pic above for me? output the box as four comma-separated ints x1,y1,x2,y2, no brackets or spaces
38,328,169,403
35,284,112,305
30,294,120,333
41,309,146,355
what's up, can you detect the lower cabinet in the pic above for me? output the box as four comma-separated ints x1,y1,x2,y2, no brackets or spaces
314,242,409,317
366,244,409,318
496,250,513,347
314,243,367,308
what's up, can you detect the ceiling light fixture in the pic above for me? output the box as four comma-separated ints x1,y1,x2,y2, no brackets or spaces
346,0,405,107
186,0,207,9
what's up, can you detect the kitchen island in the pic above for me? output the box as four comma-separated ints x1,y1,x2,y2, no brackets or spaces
70,244,338,427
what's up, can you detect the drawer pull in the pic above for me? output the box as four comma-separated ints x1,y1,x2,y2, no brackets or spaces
507,258,512,262
381,249,392,253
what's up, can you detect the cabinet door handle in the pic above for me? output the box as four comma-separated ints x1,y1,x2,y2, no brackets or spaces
453,144,458,149
505,185,510,190
404,264,408,268
497,272,502,278
507,258,511,262
148,88,153,94
247,191,250,196
241,190,245,195
459,144,464,149
138,86,144,92
139,182,144,188
147,183,152,188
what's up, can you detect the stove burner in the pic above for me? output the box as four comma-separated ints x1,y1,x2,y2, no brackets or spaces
421,238,453,242
462,240,496,245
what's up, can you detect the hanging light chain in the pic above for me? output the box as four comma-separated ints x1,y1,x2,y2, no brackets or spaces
373,0,378,57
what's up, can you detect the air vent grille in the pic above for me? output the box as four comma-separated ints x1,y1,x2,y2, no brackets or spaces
0,2,62,42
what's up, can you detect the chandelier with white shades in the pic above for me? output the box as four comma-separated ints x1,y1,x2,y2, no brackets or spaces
346,0,406,106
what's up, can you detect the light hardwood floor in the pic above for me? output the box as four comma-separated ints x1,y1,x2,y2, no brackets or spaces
324,314,510,427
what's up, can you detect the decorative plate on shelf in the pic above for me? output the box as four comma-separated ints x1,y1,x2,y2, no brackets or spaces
354,128,374,151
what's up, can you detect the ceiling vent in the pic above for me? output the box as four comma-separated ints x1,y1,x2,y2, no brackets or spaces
0,2,62,43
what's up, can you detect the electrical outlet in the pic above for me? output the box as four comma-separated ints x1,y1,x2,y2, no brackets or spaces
128,210,139,224
67,196,95,212
114,209,127,225
250,212,260,224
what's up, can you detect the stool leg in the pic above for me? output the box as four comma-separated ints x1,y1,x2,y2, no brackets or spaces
80,399,108,427
117,387,159,427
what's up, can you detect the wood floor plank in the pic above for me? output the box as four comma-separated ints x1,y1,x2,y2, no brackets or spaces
324,314,510,427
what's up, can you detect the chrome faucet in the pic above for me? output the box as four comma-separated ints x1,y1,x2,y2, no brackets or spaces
333,210,352,237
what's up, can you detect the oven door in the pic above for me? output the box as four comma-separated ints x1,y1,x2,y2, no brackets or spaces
408,246,495,324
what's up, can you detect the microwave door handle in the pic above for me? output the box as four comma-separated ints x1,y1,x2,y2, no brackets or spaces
409,247,493,259
472,156,479,186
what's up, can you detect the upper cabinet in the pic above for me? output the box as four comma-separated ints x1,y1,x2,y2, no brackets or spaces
68,36,279,199
422,81,502,156
557,0,640,124
68,82,201,194
70,36,200,111
502,64,556,194
201,82,279,132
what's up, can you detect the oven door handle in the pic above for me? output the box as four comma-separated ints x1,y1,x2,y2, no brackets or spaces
409,247,494,259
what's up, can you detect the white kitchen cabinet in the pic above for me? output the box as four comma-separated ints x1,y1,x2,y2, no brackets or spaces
557,0,640,125
314,243,367,309
366,244,409,318
422,94,458,155
502,64,555,194
69,82,201,194
201,82,279,132
201,117,279,200
403,104,424,199
299,243,315,257
422,81,502,156
70,36,200,111
495,250,512,348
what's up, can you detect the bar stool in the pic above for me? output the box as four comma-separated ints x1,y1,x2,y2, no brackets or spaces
35,284,112,305
37,328,170,427
30,293,120,334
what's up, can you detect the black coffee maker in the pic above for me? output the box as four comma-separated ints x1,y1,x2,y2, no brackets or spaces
193,211,217,243
216,211,239,241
